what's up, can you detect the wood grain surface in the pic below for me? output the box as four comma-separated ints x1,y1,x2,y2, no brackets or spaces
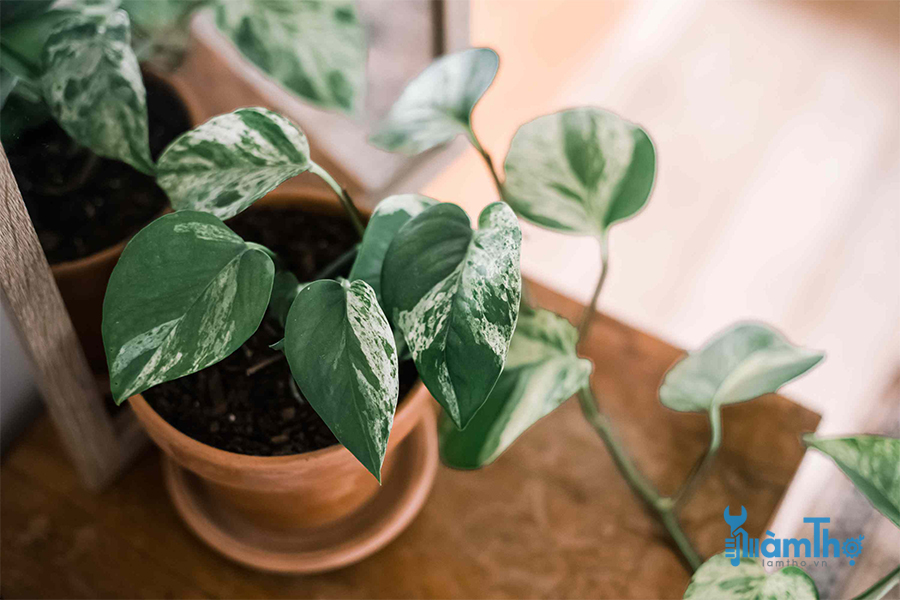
0,282,820,599
0,286,819,598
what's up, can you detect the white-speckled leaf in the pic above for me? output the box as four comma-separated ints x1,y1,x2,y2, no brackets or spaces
102,211,275,403
503,107,655,235
440,306,592,468
804,435,900,528
41,9,153,174
381,202,522,429
348,194,439,307
284,279,398,480
659,322,824,413
684,554,818,600
156,107,310,219
215,0,366,115
370,48,498,155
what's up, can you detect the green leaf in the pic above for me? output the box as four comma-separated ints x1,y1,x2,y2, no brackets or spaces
215,0,366,115
284,279,398,480
659,322,824,413
503,107,655,235
382,201,522,429
156,107,311,220
440,307,592,468
348,194,439,307
0,68,18,109
102,211,275,403
684,554,818,600
369,48,498,155
804,435,900,528
41,9,154,174
1,1,56,28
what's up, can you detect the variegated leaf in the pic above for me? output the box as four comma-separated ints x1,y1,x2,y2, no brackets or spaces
348,194,439,307
659,322,823,450
659,322,825,413
659,323,825,462
41,9,153,174
382,202,522,429
440,306,592,468
284,279,398,480
804,435,900,528
503,107,655,235
215,0,366,115
156,107,310,220
684,554,818,600
102,211,275,403
369,48,498,155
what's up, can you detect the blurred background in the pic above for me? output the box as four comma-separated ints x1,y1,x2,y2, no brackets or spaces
2,0,898,586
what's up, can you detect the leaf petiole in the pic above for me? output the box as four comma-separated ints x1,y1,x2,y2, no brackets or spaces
309,162,365,238
673,408,723,509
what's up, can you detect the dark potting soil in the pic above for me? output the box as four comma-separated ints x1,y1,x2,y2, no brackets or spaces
8,73,191,264
144,207,420,456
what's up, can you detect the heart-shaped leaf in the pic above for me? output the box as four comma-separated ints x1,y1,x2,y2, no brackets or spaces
156,107,310,220
266,269,304,328
684,554,818,600
382,201,522,428
503,107,655,235
659,322,824,413
41,9,153,174
349,194,439,306
369,48,498,155
284,279,398,480
659,322,823,451
215,0,366,115
804,435,900,528
103,211,275,403
440,306,592,468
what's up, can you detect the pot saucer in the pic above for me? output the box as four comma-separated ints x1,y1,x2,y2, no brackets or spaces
162,408,438,574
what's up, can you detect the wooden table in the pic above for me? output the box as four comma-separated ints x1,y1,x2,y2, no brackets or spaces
1,283,820,599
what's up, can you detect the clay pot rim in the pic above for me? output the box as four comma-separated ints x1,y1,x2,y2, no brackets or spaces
49,66,202,277
128,380,429,471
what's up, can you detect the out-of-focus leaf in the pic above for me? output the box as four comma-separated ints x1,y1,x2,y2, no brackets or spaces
41,9,153,173
370,48,498,155
683,553,818,600
215,0,366,114
503,107,655,235
804,434,900,528
439,307,592,468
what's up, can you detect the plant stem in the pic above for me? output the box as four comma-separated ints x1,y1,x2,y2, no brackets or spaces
574,233,702,572
310,162,365,239
853,565,900,600
468,128,504,197
673,408,722,509
577,233,609,343
578,387,703,571
245,353,283,376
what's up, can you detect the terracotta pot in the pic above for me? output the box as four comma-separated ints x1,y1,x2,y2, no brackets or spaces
48,68,202,373
126,193,439,572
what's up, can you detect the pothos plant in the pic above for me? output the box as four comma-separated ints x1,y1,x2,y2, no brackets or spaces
97,44,898,598
0,0,365,158
368,48,900,599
